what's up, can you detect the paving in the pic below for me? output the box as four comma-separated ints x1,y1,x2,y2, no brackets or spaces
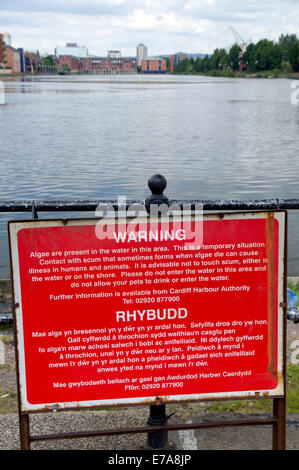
0,408,298,450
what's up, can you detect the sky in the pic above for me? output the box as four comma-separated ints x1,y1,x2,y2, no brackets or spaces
1,0,299,57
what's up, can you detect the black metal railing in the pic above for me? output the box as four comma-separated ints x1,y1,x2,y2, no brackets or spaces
1,197,299,213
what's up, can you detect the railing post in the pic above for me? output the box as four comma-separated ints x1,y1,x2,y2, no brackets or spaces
272,394,286,449
145,175,173,449
19,413,30,450
145,174,169,214
146,404,169,450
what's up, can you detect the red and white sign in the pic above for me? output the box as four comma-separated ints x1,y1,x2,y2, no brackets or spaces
9,212,286,412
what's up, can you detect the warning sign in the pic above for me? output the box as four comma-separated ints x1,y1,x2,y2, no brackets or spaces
9,212,286,412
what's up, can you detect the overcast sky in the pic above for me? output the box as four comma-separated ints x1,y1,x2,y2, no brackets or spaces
1,0,299,56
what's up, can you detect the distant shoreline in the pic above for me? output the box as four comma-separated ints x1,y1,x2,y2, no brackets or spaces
172,71,299,80
1,71,299,80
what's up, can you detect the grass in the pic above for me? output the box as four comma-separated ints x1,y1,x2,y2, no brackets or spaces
285,363,299,412
203,364,299,414
0,390,18,414
0,324,13,333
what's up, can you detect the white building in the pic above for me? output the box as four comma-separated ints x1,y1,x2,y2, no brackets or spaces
107,50,121,58
136,43,148,67
3,33,12,47
55,43,88,58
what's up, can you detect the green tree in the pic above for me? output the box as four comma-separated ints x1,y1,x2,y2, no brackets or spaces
219,50,228,69
279,34,299,72
42,56,55,67
42,55,57,72
243,43,257,72
194,57,202,73
289,42,299,72
254,39,282,71
227,43,241,70
165,57,170,72
279,34,298,61
210,48,227,70
175,58,193,73
198,55,211,73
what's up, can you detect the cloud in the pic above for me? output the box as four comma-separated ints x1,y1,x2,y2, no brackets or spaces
1,1,298,56
0,0,134,16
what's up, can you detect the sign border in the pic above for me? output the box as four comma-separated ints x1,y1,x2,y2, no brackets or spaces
8,211,287,413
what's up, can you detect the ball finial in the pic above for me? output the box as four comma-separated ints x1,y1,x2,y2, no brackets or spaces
145,174,169,214
148,174,167,196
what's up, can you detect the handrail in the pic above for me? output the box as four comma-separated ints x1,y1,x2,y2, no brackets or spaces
0,197,299,212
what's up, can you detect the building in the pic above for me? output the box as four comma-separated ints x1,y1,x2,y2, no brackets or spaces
57,55,80,73
55,42,88,58
24,51,42,73
5,46,21,73
0,33,25,74
80,56,136,74
136,43,148,67
170,52,188,73
107,50,121,58
0,34,6,68
18,48,26,73
3,33,12,47
80,57,93,73
141,58,167,73
120,57,137,73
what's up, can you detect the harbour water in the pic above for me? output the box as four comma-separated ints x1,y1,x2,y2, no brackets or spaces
0,74,299,276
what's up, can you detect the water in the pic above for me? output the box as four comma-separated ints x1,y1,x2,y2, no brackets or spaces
0,74,299,276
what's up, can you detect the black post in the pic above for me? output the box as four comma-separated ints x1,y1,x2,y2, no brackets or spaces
146,404,169,450
145,175,172,450
145,174,169,214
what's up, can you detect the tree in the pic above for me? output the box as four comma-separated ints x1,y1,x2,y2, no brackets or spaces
243,43,257,72
198,55,211,73
279,34,298,61
175,58,193,73
289,42,299,72
279,34,299,72
254,39,282,71
165,57,170,72
219,50,228,69
42,56,55,67
227,43,241,70
194,57,202,73
209,48,227,70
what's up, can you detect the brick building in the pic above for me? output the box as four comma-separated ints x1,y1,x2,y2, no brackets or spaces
57,55,80,72
24,51,42,73
80,56,136,74
0,34,7,68
79,57,92,73
119,57,137,73
5,46,21,73
141,58,167,73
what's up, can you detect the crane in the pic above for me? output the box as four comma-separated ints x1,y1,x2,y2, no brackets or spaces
229,26,247,72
